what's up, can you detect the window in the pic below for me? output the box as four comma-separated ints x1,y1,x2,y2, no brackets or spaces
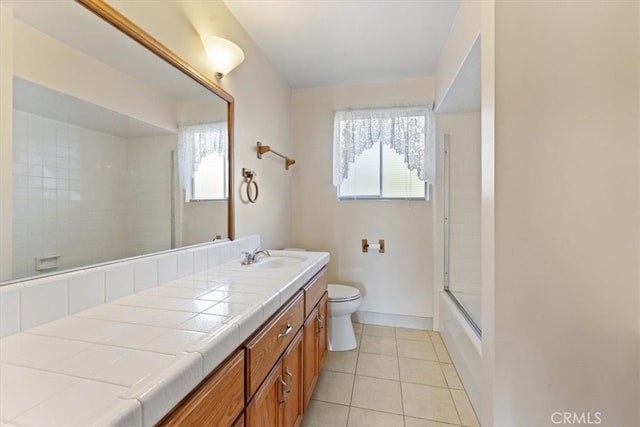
333,106,435,200
178,122,228,201
191,150,227,200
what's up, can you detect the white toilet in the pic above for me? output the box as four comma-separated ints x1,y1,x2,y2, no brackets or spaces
327,284,362,351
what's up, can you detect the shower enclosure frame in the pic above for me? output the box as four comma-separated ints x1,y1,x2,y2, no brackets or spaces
443,133,482,337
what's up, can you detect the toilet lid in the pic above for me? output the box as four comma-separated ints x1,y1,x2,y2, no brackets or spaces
328,284,361,302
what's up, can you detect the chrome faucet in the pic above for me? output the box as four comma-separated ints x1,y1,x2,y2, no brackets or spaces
241,247,271,265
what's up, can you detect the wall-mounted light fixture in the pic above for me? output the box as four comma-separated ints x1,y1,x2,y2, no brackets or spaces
200,35,245,79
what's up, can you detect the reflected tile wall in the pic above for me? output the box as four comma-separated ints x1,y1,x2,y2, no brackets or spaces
12,110,128,278
125,135,175,258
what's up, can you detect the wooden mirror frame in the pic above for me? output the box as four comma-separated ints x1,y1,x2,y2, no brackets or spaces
76,0,235,241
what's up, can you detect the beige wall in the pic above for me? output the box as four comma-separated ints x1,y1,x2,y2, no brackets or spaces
291,78,435,326
107,0,293,250
492,1,639,425
480,1,496,425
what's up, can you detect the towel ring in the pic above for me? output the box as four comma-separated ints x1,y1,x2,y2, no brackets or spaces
242,168,259,203
247,178,258,203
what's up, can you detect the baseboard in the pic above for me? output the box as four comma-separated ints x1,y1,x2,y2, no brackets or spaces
353,310,433,330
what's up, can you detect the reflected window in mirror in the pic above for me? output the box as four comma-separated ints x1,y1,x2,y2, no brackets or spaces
178,122,228,202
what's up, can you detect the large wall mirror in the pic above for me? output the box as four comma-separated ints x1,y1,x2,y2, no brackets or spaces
1,0,234,283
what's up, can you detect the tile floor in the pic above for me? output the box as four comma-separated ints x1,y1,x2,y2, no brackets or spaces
302,323,480,427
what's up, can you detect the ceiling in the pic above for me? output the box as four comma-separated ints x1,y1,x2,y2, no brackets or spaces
5,0,228,138
4,0,215,103
223,0,461,88
14,77,173,139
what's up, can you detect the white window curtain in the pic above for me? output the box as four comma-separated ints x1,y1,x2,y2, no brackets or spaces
178,122,227,201
332,106,435,187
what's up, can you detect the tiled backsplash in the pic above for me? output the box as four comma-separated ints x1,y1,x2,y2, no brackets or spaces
0,235,261,338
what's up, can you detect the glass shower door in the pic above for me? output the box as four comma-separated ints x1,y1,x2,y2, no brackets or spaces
444,132,482,334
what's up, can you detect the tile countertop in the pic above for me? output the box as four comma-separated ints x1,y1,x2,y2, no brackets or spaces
0,250,330,427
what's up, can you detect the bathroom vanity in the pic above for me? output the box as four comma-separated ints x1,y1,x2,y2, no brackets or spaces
0,239,330,426
159,264,328,426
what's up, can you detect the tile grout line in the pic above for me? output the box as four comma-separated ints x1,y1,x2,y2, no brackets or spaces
436,330,465,427
345,330,362,427
394,328,408,427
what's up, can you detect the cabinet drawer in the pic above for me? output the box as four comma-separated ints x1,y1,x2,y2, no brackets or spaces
159,350,244,426
246,291,304,398
304,268,328,317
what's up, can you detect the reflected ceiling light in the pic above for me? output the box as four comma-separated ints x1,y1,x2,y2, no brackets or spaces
200,35,245,79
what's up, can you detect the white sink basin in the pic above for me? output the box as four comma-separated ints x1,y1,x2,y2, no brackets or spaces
250,256,304,269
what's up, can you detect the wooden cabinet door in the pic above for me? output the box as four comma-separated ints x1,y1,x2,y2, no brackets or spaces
246,292,304,398
318,292,328,370
159,350,244,427
247,331,304,427
302,306,319,410
246,360,283,427
303,267,328,317
282,330,304,427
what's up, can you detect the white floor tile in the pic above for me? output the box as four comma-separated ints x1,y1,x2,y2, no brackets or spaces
356,353,399,380
301,400,349,427
324,350,359,374
302,327,479,426
401,382,460,425
311,371,355,405
351,376,403,415
347,407,404,427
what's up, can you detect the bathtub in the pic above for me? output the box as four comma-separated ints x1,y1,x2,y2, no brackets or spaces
439,291,482,414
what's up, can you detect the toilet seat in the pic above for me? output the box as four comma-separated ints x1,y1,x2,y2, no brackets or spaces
328,284,361,302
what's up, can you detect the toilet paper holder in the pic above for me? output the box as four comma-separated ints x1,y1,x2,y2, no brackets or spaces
362,239,385,253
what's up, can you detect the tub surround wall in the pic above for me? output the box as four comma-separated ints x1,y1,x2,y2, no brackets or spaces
11,114,195,279
124,135,175,257
12,110,129,278
437,112,481,325
291,78,434,329
11,107,234,279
